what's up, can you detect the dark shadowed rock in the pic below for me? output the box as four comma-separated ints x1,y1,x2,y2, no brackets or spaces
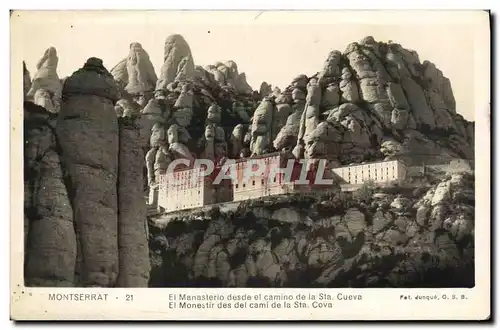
24,102,76,287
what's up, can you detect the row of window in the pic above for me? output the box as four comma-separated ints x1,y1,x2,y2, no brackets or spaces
234,176,281,189
341,161,398,171
344,165,396,174
233,157,280,169
347,172,397,183
161,189,205,211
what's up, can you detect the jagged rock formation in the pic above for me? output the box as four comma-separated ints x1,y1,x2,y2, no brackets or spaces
26,47,62,113
149,172,474,287
259,81,273,98
156,34,195,91
110,42,158,98
204,61,253,95
109,35,474,170
106,34,260,191
269,37,475,165
249,96,275,155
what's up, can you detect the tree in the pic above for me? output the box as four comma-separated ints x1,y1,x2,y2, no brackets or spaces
353,180,376,204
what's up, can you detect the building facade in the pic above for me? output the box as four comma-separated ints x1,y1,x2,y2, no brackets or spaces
157,166,215,213
228,153,336,201
332,159,407,185
229,153,288,201
154,152,338,213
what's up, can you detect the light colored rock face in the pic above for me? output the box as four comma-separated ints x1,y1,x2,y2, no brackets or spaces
296,102,320,155
156,34,195,91
273,113,301,151
237,72,254,94
203,61,253,94
323,83,341,109
33,89,57,113
124,42,158,95
229,124,245,158
250,98,275,155
168,124,194,162
27,47,62,113
319,50,342,82
303,121,343,160
339,67,360,103
400,78,436,129
110,58,128,88
422,61,456,113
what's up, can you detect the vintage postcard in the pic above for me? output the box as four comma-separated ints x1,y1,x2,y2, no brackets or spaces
10,10,490,320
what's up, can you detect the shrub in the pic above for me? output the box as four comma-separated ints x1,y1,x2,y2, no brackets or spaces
353,180,377,204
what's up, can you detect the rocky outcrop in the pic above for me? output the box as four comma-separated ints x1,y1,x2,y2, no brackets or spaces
106,34,473,174
104,34,261,192
24,103,76,286
56,58,120,287
111,42,158,99
149,173,474,287
269,36,474,165
156,34,195,91
250,96,275,155
259,82,273,98
205,61,253,95
26,47,62,113
116,116,151,287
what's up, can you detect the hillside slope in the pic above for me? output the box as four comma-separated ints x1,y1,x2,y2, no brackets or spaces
148,173,474,287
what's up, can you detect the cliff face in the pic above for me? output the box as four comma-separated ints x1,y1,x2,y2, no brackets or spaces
148,173,474,287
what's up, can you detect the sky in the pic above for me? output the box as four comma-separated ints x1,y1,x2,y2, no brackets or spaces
13,10,485,120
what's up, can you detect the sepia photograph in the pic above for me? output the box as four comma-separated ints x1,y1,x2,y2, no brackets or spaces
10,9,491,320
